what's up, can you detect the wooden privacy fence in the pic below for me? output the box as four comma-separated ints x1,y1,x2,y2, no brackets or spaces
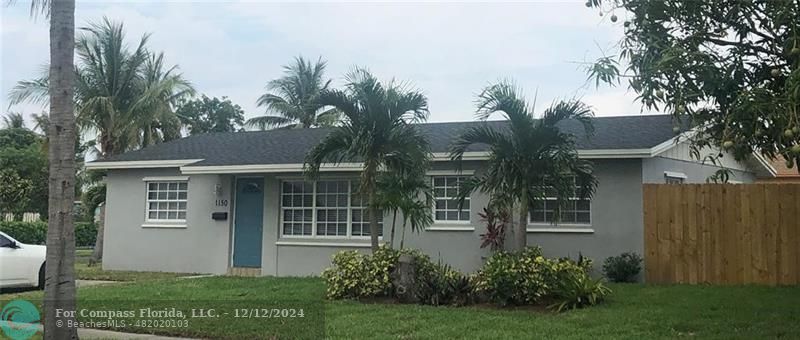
643,184,800,285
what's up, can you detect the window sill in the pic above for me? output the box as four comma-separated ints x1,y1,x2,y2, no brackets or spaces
142,224,187,229
526,227,594,234
427,225,475,232
275,241,372,248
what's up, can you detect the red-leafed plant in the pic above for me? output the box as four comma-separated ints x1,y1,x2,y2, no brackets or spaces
479,206,510,252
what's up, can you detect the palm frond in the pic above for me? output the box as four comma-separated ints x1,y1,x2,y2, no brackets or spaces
8,75,49,107
541,100,595,137
245,115,294,130
304,127,356,178
315,107,341,127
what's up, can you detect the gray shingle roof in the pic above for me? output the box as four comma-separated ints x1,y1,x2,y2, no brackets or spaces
100,115,684,166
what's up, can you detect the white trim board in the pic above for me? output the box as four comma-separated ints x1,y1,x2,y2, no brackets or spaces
275,241,372,248
85,159,203,170
181,162,363,174
142,176,190,181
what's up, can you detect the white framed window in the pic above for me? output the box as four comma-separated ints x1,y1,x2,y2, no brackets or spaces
145,181,188,222
529,179,591,225
280,179,382,238
432,176,470,223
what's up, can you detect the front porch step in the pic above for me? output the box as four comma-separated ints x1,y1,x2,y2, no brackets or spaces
228,267,261,277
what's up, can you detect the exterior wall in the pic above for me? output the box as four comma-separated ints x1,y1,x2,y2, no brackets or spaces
106,153,758,276
657,140,749,172
642,157,756,183
102,168,233,274
647,139,757,183
521,159,645,272
263,159,645,275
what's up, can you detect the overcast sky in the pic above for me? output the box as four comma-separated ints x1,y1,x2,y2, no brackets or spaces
1,0,658,126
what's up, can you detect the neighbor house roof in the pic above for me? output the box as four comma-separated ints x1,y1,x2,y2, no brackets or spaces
89,115,686,168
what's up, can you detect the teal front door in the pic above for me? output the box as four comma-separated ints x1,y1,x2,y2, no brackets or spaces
233,177,264,268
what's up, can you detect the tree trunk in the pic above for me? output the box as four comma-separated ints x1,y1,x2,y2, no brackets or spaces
515,196,528,251
368,195,380,252
389,208,398,249
88,203,105,266
400,219,408,250
45,0,78,339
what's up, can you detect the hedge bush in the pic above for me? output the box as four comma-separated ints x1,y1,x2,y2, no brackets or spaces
602,252,643,283
473,246,607,307
322,246,435,299
323,245,611,311
0,221,97,247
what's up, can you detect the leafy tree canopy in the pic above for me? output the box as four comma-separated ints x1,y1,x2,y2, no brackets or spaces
587,0,800,170
0,128,48,217
177,95,245,135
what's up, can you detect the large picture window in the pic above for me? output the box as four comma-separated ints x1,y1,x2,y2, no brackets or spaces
432,176,470,222
529,179,591,225
280,179,382,238
146,181,188,222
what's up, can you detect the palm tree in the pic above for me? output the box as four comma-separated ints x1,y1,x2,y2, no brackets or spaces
10,17,194,159
450,81,598,251
305,68,431,252
134,52,193,147
13,0,82,338
375,170,434,249
10,17,193,266
2,112,26,129
246,56,339,129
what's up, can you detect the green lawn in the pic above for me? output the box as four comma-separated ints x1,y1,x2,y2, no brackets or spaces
73,262,189,281
3,277,799,339
72,250,189,281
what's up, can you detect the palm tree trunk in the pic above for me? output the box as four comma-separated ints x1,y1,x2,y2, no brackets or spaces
44,0,79,338
400,219,408,250
364,163,380,252
516,196,528,251
88,203,105,266
368,195,380,252
389,208,398,249
89,142,113,264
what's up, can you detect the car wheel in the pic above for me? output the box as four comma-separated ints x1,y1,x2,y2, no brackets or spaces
38,262,45,289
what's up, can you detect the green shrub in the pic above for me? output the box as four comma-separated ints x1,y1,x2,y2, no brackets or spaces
0,221,97,247
322,245,435,300
473,246,554,306
75,222,98,247
0,221,46,244
602,252,642,283
549,270,611,312
416,262,473,306
474,246,598,306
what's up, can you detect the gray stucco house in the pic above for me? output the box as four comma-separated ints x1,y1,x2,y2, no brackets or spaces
86,115,776,276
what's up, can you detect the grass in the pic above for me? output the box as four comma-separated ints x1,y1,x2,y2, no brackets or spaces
72,250,189,282
73,262,188,282
3,277,799,339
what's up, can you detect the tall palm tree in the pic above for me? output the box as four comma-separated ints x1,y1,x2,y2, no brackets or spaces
375,170,434,249
135,52,193,147
10,17,193,266
2,112,26,129
450,81,598,251
305,68,431,252
22,0,81,338
247,56,339,129
9,17,194,159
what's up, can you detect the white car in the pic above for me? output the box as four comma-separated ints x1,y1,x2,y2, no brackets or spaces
0,231,46,289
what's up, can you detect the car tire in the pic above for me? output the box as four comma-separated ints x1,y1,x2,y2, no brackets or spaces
38,262,45,289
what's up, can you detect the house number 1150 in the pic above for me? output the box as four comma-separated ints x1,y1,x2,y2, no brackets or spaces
215,199,228,207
